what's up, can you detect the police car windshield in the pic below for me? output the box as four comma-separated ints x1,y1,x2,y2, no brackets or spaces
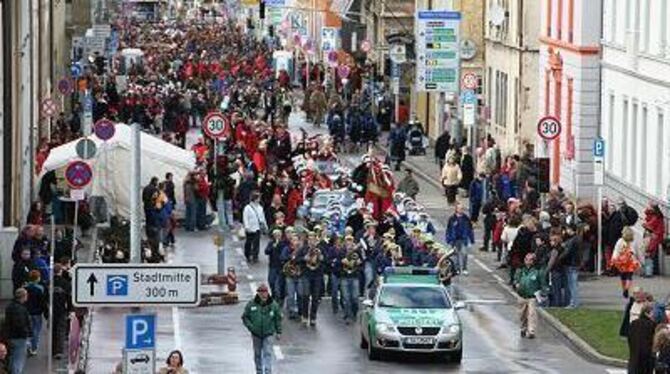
377,286,450,309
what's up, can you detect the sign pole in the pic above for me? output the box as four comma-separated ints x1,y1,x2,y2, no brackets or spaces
72,199,79,263
597,186,603,275
130,122,142,263
47,214,55,374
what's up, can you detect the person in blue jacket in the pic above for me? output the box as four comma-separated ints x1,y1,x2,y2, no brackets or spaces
445,203,475,275
469,173,485,224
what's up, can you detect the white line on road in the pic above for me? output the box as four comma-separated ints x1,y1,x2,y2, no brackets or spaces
474,257,493,273
273,345,285,360
606,370,627,374
172,306,182,350
246,274,254,280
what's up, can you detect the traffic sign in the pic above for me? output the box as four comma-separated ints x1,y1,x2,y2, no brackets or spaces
41,98,59,118
72,264,200,307
463,103,476,127
123,348,155,374
94,119,116,141
58,78,73,95
461,72,478,90
537,116,562,140
71,63,82,78
360,40,371,53
460,89,477,105
126,314,156,349
202,112,229,139
415,11,461,92
389,44,406,63
327,50,338,64
593,138,605,157
75,138,97,160
65,161,93,189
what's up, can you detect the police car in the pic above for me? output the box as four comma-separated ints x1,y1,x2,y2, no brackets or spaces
359,267,465,363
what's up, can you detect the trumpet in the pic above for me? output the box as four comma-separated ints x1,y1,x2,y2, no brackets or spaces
306,247,323,271
342,248,361,274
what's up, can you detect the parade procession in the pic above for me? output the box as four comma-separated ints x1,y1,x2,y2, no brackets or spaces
0,0,669,373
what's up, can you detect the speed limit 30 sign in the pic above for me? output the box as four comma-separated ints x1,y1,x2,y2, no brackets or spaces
202,111,229,139
537,116,562,140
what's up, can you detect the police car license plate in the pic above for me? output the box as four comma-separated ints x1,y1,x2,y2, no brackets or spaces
405,337,434,345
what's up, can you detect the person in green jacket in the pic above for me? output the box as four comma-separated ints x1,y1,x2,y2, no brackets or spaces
514,253,547,339
242,283,282,374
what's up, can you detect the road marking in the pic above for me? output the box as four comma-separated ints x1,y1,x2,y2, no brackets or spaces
273,345,285,360
606,370,626,374
172,306,182,350
474,257,493,273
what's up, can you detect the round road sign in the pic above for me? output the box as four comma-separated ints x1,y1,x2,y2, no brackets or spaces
41,98,59,118
461,73,478,90
65,161,93,189
75,138,97,160
361,40,371,53
202,111,229,139
94,119,116,141
337,65,351,79
58,78,73,95
537,116,562,140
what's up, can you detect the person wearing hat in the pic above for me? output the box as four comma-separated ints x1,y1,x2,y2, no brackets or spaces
265,230,288,303
514,253,547,339
280,236,305,320
340,235,363,324
300,230,324,326
241,283,282,374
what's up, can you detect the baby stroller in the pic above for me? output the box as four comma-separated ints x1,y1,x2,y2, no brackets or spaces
406,121,428,155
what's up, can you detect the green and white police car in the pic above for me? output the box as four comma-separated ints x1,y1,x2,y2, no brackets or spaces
359,267,465,362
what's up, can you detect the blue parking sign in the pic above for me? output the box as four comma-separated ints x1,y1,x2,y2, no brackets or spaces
460,90,477,105
106,275,128,296
125,314,156,349
593,138,605,157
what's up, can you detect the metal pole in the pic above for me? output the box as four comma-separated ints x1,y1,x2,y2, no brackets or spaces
130,122,141,263
47,214,55,374
72,200,79,263
597,186,603,275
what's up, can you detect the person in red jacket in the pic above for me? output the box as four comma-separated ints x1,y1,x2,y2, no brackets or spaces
642,201,665,276
252,140,268,174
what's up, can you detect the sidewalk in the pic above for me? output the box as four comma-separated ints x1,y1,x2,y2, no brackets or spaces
401,144,669,367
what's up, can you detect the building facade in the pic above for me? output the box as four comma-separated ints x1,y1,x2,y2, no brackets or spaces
601,0,670,212
484,0,540,154
538,0,602,200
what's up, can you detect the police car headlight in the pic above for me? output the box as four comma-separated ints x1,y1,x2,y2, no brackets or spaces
376,322,396,333
441,324,460,335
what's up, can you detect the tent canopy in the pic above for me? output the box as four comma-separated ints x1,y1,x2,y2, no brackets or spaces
42,124,196,218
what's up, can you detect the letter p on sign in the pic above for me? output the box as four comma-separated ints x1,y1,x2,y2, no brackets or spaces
126,314,156,349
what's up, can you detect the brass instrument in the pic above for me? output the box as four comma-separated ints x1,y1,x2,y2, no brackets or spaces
437,247,456,283
342,248,361,274
282,252,302,278
306,247,323,271
390,244,404,266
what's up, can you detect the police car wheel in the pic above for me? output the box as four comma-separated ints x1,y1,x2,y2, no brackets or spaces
359,333,368,349
367,330,382,360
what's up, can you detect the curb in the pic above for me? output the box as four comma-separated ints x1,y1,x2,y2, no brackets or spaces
403,156,628,368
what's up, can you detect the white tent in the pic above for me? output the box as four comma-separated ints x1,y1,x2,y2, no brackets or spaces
41,124,196,218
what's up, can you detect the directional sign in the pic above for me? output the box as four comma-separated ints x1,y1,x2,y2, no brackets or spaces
537,116,562,140
126,315,156,349
202,111,229,139
65,161,93,189
461,72,478,90
94,119,116,141
389,44,406,63
42,98,59,118
123,348,155,374
75,138,97,160
58,78,73,95
321,27,338,52
71,63,83,78
73,264,200,307
415,11,461,92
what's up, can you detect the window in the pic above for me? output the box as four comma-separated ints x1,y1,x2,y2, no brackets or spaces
566,78,573,159
622,99,629,179
611,0,618,43
514,77,520,133
557,0,563,39
642,0,650,51
545,71,551,116
640,106,648,188
625,0,631,30
547,0,553,37
608,94,615,170
657,110,665,196
631,101,638,183
568,0,574,42
660,0,668,56
487,67,492,115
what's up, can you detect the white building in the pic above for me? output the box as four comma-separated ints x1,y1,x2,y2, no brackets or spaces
538,0,602,199
601,0,670,212
485,0,540,154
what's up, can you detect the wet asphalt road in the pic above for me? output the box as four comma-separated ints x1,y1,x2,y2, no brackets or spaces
85,112,621,373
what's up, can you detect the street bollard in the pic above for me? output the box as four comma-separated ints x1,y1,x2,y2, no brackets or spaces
226,267,237,292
